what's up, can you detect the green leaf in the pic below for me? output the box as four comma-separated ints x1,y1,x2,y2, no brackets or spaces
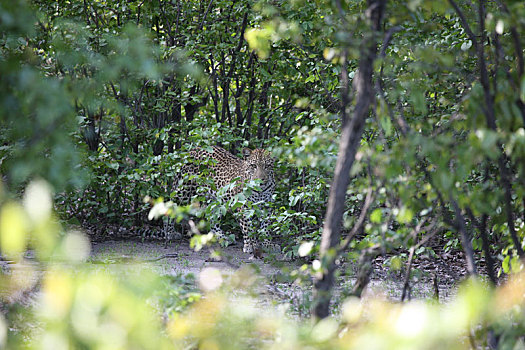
476,129,499,159
244,27,272,59
510,255,523,273
410,88,427,114
396,206,414,224
379,111,392,137
502,255,510,274
389,256,403,271
408,0,422,11
370,208,382,223
460,40,472,51
305,74,316,83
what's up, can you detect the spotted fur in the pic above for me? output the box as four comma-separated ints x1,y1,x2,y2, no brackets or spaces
174,146,275,254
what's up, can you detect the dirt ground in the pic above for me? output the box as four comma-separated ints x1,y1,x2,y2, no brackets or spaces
90,239,290,280
0,234,481,321
88,236,475,308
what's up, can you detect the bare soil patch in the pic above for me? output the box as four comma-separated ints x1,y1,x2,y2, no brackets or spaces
87,235,482,310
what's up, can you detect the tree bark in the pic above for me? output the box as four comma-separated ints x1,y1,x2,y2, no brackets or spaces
451,198,477,275
449,0,524,259
312,0,386,320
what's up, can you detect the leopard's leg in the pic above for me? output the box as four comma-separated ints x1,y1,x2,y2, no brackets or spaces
203,189,227,243
208,207,235,246
210,223,226,241
162,217,172,247
259,217,272,251
258,204,280,254
240,212,256,255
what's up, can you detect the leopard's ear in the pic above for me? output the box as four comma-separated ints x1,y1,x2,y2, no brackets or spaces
242,148,252,158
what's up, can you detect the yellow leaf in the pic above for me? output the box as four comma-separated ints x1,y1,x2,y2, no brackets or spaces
244,28,271,59
0,202,28,259
42,270,74,318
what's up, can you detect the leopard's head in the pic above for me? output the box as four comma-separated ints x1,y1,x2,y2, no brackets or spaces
242,148,274,183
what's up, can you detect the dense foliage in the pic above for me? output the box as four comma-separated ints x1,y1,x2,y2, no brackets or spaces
1,0,525,348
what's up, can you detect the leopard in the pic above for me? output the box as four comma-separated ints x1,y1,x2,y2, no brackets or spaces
172,146,276,255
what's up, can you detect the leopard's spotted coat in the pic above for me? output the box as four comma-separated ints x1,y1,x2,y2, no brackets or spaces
174,146,275,255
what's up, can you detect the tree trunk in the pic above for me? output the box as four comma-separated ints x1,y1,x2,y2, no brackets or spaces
312,0,386,320
449,0,523,258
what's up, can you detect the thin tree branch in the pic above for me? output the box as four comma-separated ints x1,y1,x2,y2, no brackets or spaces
336,184,377,255
401,218,440,302
447,0,479,51
451,197,477,275
494,0,524,78
379,25,402,58
198,0,214,30
401,246,415,301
